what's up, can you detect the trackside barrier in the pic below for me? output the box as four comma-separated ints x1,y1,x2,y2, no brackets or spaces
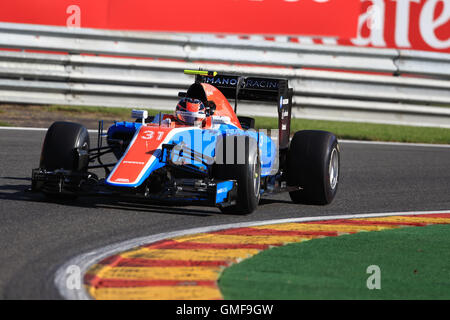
0,22,449,128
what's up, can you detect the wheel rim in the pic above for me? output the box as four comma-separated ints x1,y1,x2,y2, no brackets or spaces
253,159,261,198
329,147,339,190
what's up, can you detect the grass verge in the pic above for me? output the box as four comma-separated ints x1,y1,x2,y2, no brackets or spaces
44,105,136,117
256,117,450,144
46,105,450,144
218,224,450,300
1,104,449,144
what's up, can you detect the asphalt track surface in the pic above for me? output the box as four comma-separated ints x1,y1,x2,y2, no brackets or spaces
0,128,449,299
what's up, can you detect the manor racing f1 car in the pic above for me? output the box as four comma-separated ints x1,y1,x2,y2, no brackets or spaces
31,70,340,214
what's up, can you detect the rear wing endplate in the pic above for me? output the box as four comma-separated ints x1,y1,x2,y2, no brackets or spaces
193,72,293,150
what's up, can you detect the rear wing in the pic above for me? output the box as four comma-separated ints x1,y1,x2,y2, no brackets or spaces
186,70,293,150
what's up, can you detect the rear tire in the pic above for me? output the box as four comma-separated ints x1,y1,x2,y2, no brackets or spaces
287,130,339,205
214,135,261,215
237,116,255,130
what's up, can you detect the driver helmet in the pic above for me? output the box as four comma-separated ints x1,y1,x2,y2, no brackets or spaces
175,97,206,125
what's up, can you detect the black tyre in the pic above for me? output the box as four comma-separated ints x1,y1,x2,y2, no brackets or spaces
40,121,90,171
214,135,261,215
39,121,90,199
287,130,339,205
237,116,255,130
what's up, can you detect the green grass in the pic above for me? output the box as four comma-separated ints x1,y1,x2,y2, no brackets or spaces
255,117,450,144
44,105,153,117
63,105,449,144
0,122,10,127
16,105,450,144
218,224,450,300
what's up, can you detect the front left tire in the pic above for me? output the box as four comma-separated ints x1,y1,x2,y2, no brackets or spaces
214,135,261,215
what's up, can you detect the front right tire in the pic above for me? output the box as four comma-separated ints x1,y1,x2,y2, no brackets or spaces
38,121,90,199
40,121,90,171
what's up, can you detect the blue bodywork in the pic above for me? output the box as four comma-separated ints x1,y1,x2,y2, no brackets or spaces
105,117,278,205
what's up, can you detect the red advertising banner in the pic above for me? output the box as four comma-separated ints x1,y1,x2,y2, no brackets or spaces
0,0,447,53
339,0,449,53
0,0,361,38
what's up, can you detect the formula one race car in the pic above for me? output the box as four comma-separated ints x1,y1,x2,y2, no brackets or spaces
31,70,340,214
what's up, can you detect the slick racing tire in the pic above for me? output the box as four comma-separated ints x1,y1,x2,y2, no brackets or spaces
40,121,90,171
214,135,261,215
287,130,340,205
39,121,90,199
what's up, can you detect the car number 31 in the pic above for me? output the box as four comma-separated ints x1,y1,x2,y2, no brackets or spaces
142,130,165,140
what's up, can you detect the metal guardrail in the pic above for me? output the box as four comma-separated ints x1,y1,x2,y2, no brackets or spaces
0,22,449,128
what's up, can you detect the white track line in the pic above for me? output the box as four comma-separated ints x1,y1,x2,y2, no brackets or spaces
0,126,49,131
0,126,99,133
1,126,449,148
341,139,450,149
54,209,450,300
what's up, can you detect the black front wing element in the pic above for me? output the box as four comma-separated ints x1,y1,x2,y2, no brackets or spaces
31,168,95,195
31,168,238,208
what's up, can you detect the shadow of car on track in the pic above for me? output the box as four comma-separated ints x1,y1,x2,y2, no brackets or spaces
0,176,295,217
0,176,217,217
